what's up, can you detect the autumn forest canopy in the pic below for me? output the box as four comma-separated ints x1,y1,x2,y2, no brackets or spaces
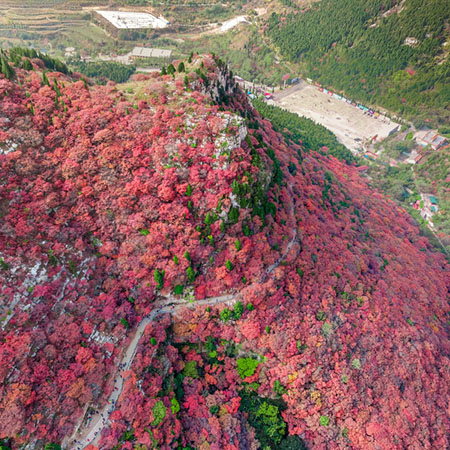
0,49,449,450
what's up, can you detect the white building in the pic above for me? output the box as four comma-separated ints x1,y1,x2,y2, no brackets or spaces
130,47,172,59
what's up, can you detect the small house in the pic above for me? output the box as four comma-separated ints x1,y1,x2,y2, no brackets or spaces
418,131,447,150
364,151,378,161
429,195,438,205
130,47,172,60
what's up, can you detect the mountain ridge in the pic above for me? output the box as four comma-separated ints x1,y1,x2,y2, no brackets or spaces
0,52,449,450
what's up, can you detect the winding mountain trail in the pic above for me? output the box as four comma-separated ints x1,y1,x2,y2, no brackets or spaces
66,294,237,450
66,181,298,450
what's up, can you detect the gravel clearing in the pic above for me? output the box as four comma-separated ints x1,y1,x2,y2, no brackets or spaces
271,82,399,152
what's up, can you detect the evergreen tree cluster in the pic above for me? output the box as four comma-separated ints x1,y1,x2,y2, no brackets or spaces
70,61,135,84
266,0,450,125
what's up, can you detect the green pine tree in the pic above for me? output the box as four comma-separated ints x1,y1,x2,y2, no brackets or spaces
42,71,50,86
167,64,176,75
1,57,15,80
186,266,195,283
153,269,165,290
22,58,33,71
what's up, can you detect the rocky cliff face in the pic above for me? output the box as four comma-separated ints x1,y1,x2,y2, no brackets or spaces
0,53,449,450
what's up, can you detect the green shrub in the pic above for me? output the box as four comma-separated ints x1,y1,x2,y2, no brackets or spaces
174,284,184,295
279,435,308,449
237,357,259,379
319,415,330,426
351,358,361,369
220,308,232,322
171,398,180,414
273,380,287,396
321,322,333,338
209,405,220,415
152,400,167,426
316,311,326,321
183,360,198,378
233,301,244,319
44,445,61,450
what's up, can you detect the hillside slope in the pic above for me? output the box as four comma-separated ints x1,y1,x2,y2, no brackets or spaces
266,0,450,126
0,53,449,450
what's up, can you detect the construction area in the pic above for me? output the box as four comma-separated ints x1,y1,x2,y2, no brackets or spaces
95,11,169,29
271,81,399,153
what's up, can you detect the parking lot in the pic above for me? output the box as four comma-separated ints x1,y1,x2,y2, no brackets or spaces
271,82,399,152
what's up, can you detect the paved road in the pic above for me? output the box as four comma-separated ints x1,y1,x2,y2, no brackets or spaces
66,181,298,450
